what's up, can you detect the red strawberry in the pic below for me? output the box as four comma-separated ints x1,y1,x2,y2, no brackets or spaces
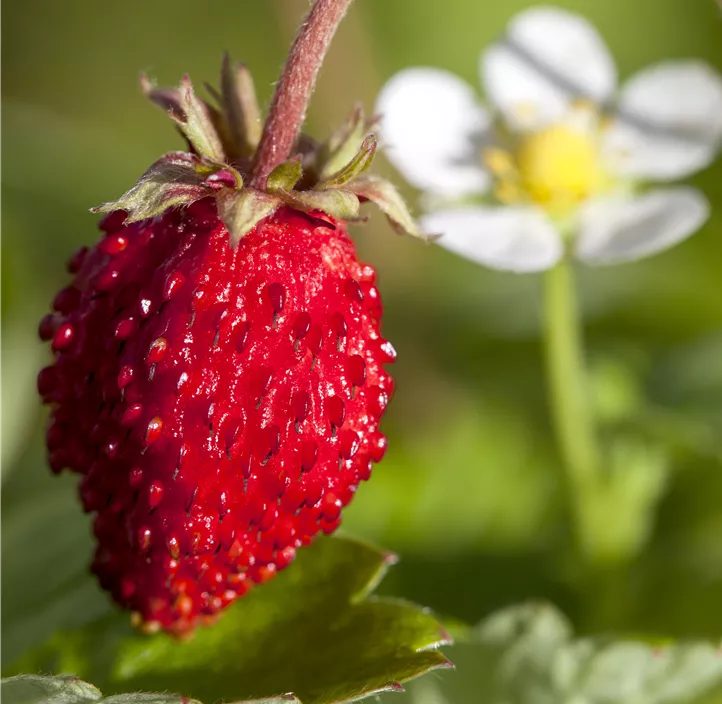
38,60,420,634
39,199,394,634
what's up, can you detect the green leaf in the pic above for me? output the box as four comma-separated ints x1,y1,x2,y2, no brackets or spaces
1,674,201,704
2,440,114,664
316,135,377,190
275,188,360,221
90,152,210,222
9,537,450,704
345,176,425,239
216,188,281,247
2,675,102,704
390,603,722,704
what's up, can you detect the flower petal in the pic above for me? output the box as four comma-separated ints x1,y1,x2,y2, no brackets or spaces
576,187,709,265
421,206,563,272
375,68,491,196
481,6,616,131
603,61,722,180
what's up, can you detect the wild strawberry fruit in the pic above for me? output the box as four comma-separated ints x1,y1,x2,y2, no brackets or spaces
38,57,421,634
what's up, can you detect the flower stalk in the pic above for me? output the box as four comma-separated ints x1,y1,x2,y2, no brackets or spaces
542,257,605,558
251,0,356,188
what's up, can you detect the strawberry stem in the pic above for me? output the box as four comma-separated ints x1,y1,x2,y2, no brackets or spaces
251,0,355,188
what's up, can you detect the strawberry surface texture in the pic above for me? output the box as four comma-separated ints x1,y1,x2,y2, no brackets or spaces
38,199,395,634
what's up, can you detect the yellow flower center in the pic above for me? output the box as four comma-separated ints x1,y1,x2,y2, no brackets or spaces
518,125,600,204
484,115,607,217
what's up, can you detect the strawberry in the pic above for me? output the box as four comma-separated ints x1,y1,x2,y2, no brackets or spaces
37,59,421,634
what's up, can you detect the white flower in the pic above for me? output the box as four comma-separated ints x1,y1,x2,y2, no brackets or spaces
375,6,722,272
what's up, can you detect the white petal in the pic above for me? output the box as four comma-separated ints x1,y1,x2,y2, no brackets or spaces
576,187,709,265
481,6,616,131
603,61,722,180
421,206,563,273
375,68,491,196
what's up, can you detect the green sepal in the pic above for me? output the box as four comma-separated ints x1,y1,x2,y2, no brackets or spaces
170,76,226,162
275,188,360,221
266,158,303,193
316,135,377,190
90,152,212,223
221,53,262,157
318,104,369,180
346,175,428,239
216,188,281,248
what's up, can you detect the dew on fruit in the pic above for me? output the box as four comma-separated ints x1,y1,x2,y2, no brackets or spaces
114,317,136,340
167,535,181,560
137,526,152,552
164,271,185,300
148,480,165,509
128,467,144,489
367,385,389,417
145,416,164,445
95,268,121,292
52,323,75,351
339,429,360,459
176,371,189,392
139,293,154,318
100,233,129,255
146,337,168,364
380,340,397,363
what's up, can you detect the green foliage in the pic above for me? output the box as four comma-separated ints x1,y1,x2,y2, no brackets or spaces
392,604,722,704
6,537,450,704
1,675,199,704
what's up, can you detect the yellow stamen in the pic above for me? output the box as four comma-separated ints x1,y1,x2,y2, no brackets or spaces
483,147,516,176
516,124,601,208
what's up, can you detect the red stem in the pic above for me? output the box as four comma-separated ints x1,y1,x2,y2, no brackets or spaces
251,0,355,188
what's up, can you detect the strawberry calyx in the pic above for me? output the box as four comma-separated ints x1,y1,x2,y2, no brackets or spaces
92,56,423,246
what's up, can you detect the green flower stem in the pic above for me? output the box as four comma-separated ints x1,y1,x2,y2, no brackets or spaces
542,258,604,556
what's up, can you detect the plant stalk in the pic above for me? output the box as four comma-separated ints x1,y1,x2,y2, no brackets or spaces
251,0,355,187
542,258,604,552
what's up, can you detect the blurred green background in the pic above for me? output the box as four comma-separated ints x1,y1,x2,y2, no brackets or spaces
3,0,722,696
